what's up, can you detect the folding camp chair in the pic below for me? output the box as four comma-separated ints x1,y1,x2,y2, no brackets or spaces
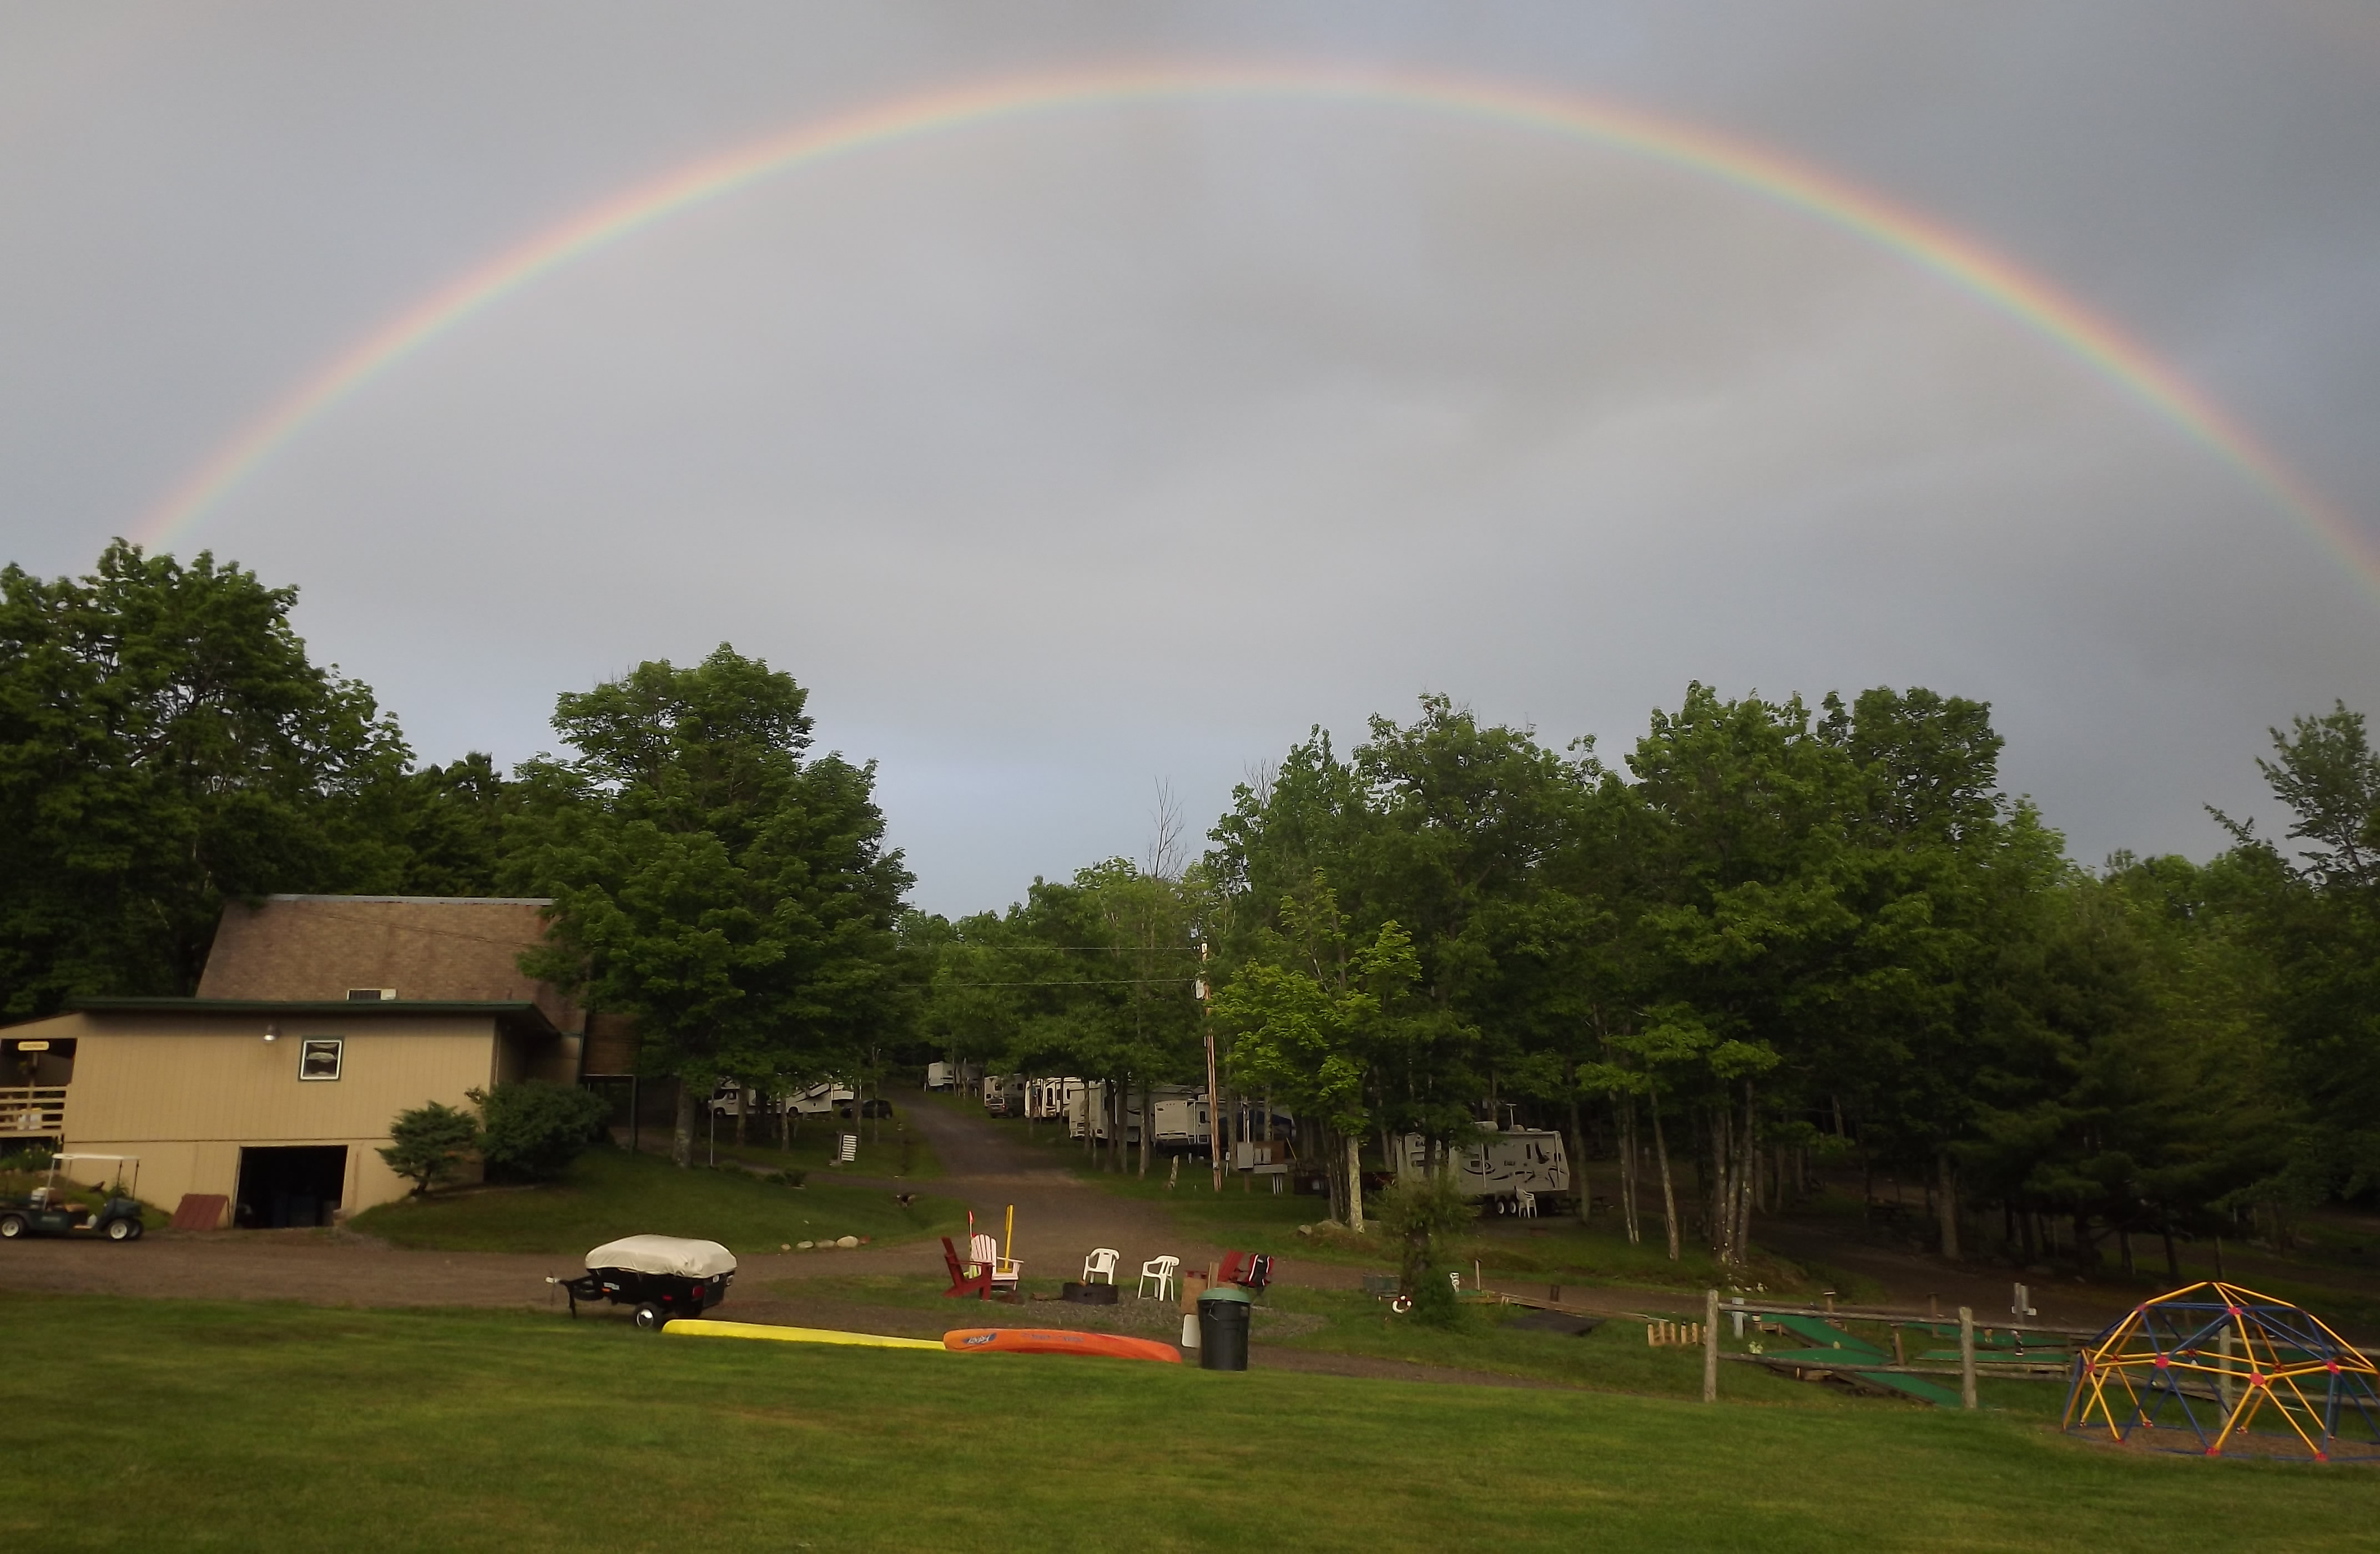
1218,1250,1274,1291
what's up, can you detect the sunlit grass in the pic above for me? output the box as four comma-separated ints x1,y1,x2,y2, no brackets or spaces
350,1146,964,1256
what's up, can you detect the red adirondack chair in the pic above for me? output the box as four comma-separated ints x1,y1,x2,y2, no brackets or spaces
941,1236,992,1299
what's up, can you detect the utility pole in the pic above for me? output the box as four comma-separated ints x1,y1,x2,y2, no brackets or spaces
1202,941,1222,1193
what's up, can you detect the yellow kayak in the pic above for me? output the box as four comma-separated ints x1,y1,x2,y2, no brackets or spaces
662,1318,943,1350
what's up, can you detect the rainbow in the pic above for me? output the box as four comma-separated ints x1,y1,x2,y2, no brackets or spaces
136,62,2371,586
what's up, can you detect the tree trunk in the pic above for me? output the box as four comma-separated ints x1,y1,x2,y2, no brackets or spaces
1651,1099,1681,1262
1735,1084,1757,1267
2162,1221,2181,1281
1708,1103,1728,1258
1937,1153,1960,1260
1569,1096,1590,1224
1344,1131,1365,1232
1619,1096,1642,1245
671,1080,696,1169
1137,1079,1151,1177
734,1085,747,1147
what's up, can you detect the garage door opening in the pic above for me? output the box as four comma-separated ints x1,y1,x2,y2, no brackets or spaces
235,1146,347,1229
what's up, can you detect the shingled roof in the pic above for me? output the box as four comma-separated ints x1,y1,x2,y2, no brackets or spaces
196,896,583,1034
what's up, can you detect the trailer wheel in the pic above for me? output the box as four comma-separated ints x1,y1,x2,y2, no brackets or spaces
104,1217,136,1242
633,1303,667,1331
0,1214,24,1239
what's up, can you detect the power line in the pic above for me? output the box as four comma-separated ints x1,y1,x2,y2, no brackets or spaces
942,977,1202,988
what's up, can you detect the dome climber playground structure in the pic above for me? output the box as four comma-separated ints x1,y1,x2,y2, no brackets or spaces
2063,1281,2380,1461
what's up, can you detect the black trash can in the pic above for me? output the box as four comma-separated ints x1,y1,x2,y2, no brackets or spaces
1198,1285,1252,1371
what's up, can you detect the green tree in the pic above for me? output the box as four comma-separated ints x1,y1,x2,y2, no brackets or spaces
511,647,912,1167
379,1101,480,1195
2211,704,2380,1213
1373,1170,1474,1325
0,542,412,1016
470,1080,612,1182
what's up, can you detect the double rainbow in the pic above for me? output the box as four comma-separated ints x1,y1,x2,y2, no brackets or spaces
136,62,2367,586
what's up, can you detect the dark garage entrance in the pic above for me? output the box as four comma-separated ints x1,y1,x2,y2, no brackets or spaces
235,1146,347,1228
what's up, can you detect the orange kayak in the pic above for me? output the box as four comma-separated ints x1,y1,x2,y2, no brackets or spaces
944,1328,1182,1364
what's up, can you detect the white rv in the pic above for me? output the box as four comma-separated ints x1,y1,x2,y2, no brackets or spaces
1398,1128,1570,1201
924,1061,955,1092
1147,1089,1208,1146
789,1079,857,1117
1024,1077,1083,1121
981,1073,1026,1116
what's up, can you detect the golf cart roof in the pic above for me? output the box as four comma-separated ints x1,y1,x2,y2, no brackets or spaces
584,1235,737,1278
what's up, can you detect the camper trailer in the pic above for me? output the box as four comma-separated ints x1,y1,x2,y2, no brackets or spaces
1067,1079,1152,1144
1023,1077,1083,1121
789,1080,857,1117
924,1061,954,1092
1398,1128,1570,1203
981,1074,1025,1116
1146,1088,1208,1146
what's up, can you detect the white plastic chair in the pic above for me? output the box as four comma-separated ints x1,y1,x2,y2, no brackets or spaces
1082,1247,1121,1285
971,1232,1020,1294
1515,1189,1537,1219
1138,1255,1180,1301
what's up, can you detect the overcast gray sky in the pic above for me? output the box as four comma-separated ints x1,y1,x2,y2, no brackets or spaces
5,2,2378,915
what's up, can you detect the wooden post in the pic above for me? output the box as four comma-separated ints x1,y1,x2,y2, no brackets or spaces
1703,1289,1720,1402
1893,1326,1907,1368
1958,1306,1978,1410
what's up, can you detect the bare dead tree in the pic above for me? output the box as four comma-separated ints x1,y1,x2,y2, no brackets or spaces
1146,778,1188,881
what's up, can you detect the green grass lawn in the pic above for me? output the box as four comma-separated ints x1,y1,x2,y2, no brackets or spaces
699,1101,942,1180
6,1293,2376,1552
789,1272,2061,1410
350,1146,965,1255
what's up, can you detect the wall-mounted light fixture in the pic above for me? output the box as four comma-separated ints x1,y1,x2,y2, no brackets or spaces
264,1023,279,1043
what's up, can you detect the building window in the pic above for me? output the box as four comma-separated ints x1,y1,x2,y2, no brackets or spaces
346,988,395,1002
299,1039,343,1081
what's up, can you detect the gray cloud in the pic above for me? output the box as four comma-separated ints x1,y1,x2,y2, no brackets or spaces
3,3,2375,912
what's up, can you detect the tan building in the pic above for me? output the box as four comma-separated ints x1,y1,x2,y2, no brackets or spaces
0,896,638,1225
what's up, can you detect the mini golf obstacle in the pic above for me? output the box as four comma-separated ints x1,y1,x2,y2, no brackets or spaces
2063,1281,2380,1461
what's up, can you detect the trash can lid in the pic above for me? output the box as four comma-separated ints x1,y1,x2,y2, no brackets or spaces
1198,1284,1254,1304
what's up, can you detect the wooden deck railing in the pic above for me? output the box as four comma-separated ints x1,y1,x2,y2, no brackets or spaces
0,1086,66,1136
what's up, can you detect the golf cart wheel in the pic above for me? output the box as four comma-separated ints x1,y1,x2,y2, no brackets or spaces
633,1303,667,1331
0,1214,24,1239
104,1217,136,1242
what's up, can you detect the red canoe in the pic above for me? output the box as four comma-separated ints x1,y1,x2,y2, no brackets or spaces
943,1328,1182,1363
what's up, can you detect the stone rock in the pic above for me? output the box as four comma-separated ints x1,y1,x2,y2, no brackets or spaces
835,1235,860,1249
